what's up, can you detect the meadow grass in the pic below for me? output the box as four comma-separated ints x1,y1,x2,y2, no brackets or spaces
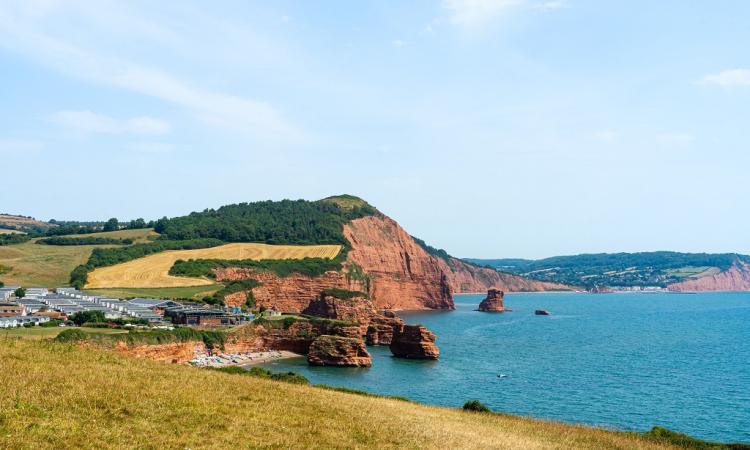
85,243,342,289
0,327,128,340
0,240,100,287
83,284,222,300
0,338,681,450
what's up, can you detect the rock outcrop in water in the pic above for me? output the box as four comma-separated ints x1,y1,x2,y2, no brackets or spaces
307,335,372,367
477,289,507,312
390,325,439,360
365,310,404,345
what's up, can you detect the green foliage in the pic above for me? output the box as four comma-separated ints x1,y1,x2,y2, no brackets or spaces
321,288,368,299
69,265,90,290
127,218,147,229
69,310,106,326
0,264,11,275
154,198,377,245
54,328,88,343
0,280,3,288
0,234,31,246
463,400,491,412
37,236,134,246
14,287,26,298
39,319,63,328
201,279,262,307
468,252,750,288
412,236,452,262
210,366,310,384
170,257,343,279
642,426,750,450
103,218,119,232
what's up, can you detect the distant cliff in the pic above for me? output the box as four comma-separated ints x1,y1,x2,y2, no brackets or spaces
668,261,750,292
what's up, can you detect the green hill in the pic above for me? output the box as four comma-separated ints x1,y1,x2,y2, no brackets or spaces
466,252,750,288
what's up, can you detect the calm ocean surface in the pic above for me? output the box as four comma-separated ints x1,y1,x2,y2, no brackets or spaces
258,292,750,442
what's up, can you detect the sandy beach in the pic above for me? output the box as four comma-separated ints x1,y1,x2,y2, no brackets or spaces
189,350,302,368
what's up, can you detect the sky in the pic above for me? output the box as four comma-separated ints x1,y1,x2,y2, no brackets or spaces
1,0,749,259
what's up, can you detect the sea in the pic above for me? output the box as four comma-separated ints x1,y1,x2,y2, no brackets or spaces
257,292,750,443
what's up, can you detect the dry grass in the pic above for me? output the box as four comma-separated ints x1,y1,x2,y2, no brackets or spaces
0,230,159,287
0,240,97,287
86,243,342,289
0,214,52,230
0,339,677,450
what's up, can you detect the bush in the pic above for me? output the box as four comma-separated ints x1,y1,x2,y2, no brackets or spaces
210,366,310,384
14,287,25,298
39,319,62,328
69,310,106,326
642,426,750,449
37,236,134,246
55,329,88,343
170,257,343,279
463,400,491,413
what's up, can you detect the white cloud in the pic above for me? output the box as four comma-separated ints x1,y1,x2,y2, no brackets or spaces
657,132,694,146
53,110,171,135
442,0,525,28
0,3,301,141
702,69,750,87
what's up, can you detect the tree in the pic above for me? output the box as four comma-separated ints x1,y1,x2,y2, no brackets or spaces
128,218,146,229
103,218,119,232
69,310,106,326
14,287,25,298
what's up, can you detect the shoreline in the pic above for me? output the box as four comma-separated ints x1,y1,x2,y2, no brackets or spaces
190,350,302,368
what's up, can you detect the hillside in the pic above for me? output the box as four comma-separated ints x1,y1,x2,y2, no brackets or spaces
0,213,54,233
467,252,750,291
0,338,681,450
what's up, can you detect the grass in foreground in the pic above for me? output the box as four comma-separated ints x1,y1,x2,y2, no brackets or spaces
0,339,680,450
0,327,128,340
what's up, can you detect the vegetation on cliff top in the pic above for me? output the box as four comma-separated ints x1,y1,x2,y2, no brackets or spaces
0,339,709,449
169,256,344,279
467,252,750,288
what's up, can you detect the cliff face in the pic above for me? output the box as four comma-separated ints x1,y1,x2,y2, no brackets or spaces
218,212,567,313
343,216,454,310
216,268,366,312
438,257,570,293
668,262,750,292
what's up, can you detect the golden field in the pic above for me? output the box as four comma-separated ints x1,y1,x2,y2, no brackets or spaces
0,229,157,287
0,338,679,450
85,243,342,289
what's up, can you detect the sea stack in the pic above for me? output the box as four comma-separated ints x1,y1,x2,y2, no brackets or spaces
307,335,372,367
477,289,507,312
390,325,439,359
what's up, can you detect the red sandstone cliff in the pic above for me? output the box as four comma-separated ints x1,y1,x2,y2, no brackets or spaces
343,216,453,310
218,213,569,313
668,262,750,292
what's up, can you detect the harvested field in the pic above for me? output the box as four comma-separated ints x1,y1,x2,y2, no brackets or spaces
86,243,342,288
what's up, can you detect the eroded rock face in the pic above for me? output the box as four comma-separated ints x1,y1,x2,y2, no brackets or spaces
365,311,404,345
344,216,454,311
668,262,750,292
215,269,367,311
437,257,570,294
302,293,375,335
307,335,372,367
390,325,439,360
477,289,506,312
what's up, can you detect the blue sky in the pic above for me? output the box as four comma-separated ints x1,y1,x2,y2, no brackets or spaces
1,0,749,258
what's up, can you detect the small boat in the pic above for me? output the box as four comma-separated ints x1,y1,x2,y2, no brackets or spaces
534,309,551,315
497,374,510,378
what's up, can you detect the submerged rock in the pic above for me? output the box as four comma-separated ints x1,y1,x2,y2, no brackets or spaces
307,335,372,367
477,289,507,312
390,325,439,360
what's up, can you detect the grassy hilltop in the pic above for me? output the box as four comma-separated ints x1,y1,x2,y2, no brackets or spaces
0,338,683,450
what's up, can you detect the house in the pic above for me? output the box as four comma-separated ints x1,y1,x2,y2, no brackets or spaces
128,298,183,314
0,289,14,301
16,299,45,315
167,308,240,327
0,303,23,317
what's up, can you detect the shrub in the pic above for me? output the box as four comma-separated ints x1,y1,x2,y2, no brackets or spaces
37,236,134,246
69,310,106,326
463,400,491,413
642,426,750,449
39,319,62,328
55,329,88,343
210,366,310,385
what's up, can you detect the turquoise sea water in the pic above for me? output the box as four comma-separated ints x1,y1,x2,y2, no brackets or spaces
257,292,750,442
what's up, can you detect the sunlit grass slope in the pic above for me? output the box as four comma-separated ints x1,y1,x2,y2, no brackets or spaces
0,339,678,450
85,243,342,289
0,229,156,287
